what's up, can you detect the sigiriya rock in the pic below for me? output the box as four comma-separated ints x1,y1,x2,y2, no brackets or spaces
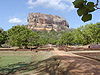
27,13,69,31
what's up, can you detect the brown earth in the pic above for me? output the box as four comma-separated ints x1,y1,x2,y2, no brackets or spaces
0,47,100,75
14,49,100,75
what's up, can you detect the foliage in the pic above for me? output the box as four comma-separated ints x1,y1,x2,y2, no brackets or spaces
37,30,59,46
0,23,100,47
48,30,59,45
73,23,100,45
7,25,39,48
0,28,7,47
58,31,74,45
73,0,100,22
81,23,100,44
37,31,49,46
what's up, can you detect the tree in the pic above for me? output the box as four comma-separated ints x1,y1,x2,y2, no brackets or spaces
73,0,100,22
73,27,91,45
48,30,59,45
37,31,49,46
81,23,100,44
58,31,74,45
37,30,59,46
73,23,100,45
0,28,7,47
7,25,39,48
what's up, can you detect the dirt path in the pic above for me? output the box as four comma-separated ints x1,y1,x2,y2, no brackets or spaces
52,47,84,57
67,50,100,53
53,47,100,54
51,47,100,61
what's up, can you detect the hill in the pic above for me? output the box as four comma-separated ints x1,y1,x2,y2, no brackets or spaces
27,13,69,31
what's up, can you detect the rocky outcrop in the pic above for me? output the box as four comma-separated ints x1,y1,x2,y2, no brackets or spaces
27,13,69,31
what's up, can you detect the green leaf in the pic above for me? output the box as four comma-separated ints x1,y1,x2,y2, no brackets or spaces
82,14,92,22
73,0,85,8
77,8,83,16
86,2,95,12
87,2,95,7
88,8,95,12
77,7,88,16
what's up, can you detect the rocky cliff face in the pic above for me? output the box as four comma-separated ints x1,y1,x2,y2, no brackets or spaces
27,13,69,31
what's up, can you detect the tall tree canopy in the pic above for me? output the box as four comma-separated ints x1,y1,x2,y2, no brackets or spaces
7,25,39,48
0,28,7,47
73,23,100,45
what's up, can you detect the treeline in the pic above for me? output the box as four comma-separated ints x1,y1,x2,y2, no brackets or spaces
0,23,100,48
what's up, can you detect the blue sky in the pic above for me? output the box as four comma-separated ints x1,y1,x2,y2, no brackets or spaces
0,0,99,30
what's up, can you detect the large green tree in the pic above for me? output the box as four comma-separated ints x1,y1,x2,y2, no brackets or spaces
0,28,7,47
37,31,49,46
7,25,39,48
73,23,100,45
73,28,91,45
37,30,59,46
58,31,74,45
48,30,59,45
81,23,100,44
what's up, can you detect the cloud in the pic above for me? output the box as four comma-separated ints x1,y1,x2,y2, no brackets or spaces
8,18,22,24
27,0,75,10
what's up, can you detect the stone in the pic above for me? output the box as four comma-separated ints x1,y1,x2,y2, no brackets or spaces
27,13,69,31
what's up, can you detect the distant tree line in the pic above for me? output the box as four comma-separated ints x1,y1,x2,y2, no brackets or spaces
0,23,100,48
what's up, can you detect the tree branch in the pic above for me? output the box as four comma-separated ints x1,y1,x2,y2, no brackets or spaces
95,0,100,9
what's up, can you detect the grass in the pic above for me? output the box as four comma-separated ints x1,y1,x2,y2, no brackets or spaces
0,51,54,75
0,51,53,67
0,51,32,67
0,56,32,67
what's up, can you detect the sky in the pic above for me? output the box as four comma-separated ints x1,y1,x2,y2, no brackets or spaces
0,0,100,31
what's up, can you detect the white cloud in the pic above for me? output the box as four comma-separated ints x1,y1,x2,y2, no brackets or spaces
27,0,75,10
8,18,22,24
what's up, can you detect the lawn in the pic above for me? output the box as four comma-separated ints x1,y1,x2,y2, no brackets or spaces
0,51,54,74
0,56,32,67
0,51,31,67
0,51,53,67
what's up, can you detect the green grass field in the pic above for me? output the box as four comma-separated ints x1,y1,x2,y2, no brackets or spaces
0,51,31,67
0,51,53,67
0,51,54,74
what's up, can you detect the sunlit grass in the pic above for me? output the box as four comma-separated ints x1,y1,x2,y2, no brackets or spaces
0,51,53,68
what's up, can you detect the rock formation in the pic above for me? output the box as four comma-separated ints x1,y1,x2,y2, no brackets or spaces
27,13,69,31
